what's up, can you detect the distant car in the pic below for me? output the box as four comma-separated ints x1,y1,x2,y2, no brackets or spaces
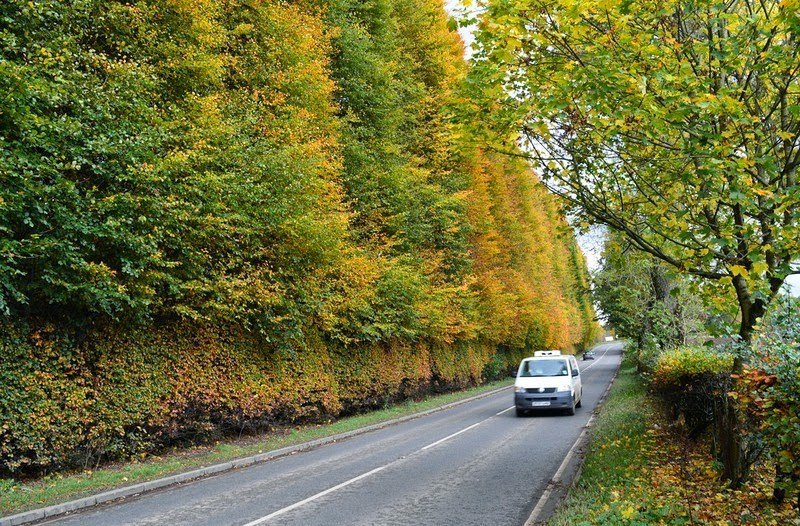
513,351,582,416
604,336,615,342
583,350,596,360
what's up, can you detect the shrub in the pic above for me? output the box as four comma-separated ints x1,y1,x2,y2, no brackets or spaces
0,321,514,475
630,341,662,374
651,347,734,389
651,347,734,437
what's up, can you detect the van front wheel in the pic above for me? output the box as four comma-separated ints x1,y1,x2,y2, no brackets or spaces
515,407,526,417
566,399,576,416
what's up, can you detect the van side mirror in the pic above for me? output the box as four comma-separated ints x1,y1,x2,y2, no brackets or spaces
572,369,579,377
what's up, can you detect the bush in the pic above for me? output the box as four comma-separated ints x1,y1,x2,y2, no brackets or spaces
651,347,734,389
0,321,512,475
651,347,734,437
630,341,661,373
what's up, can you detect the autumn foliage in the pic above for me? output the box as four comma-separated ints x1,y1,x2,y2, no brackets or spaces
0,0,597,474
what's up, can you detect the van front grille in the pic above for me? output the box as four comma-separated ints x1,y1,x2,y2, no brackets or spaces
524,387,556,394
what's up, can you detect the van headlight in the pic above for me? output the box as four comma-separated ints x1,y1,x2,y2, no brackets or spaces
557,384,573,393
514,386,527,393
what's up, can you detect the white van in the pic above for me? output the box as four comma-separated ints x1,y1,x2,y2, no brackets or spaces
513,351,582,416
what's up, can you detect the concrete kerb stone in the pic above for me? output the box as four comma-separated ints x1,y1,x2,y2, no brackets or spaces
1,382,513,526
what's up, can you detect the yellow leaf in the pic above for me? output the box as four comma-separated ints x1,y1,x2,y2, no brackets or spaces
751,261,768,275
730,265,748,277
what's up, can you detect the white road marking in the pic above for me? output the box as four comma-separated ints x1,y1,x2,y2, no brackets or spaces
523,414,594,526
578,343,614,373
242,403,504,524
524,346,622,525
495,406,515,416
420,421,484,451
241,465,388,525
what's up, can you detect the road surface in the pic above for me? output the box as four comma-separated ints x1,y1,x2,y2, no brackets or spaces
43,342,623,526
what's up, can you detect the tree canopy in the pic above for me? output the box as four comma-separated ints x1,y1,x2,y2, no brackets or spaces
468,0,800,340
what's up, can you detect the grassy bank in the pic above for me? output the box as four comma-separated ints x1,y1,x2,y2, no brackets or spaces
0,379,510,516
548,359,798,526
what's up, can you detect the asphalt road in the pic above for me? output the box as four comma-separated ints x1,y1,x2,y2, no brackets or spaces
44,342,623,526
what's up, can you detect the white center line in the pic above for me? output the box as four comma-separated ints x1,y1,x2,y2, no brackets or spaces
420,421,484,451
241,465,388,525
495,406,515,416
579,344,613,373
242,405,504,525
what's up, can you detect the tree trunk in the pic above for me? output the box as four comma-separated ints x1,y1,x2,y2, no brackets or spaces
673,299,686,345
713,277,767,487
736,283,766,345
714,390,747,486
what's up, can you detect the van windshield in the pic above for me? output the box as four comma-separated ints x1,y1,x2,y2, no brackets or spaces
519,359,569,377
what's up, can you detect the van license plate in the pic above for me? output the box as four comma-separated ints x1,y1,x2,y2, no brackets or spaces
530,401,550,407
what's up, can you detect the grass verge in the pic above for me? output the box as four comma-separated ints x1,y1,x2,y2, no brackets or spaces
1,379,511,516
547,358,798,525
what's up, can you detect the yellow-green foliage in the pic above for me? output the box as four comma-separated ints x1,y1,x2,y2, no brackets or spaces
651,347,735,389
0,0,598,475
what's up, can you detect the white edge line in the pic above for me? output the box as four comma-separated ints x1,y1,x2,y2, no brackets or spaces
523,417,594,526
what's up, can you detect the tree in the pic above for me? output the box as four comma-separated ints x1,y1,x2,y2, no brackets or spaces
469,0,800,344
594,234,707,359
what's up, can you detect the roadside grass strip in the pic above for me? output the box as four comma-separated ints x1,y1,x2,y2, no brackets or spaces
0,379,511,516
547,359,799,526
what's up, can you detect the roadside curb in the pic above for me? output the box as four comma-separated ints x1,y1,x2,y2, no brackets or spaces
1,383,512,526
524,347,623,526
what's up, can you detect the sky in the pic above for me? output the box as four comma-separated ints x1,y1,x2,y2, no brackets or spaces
576,228,605,274
786,274,800,295
445,1,477,52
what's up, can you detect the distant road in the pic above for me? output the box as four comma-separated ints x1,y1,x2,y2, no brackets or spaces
44,343,624,526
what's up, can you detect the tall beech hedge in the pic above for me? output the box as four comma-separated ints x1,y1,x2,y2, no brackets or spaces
0,0,598,474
